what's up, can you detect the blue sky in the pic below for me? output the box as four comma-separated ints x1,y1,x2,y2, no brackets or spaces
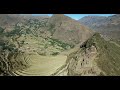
32,14,114,20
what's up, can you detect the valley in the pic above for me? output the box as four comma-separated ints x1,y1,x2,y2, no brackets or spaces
14,54,67,76
0,14,120,76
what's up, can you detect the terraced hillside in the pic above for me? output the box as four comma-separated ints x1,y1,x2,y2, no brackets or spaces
1,14,120,76
0,14,77,76
14,54,67,76
0,28,30,76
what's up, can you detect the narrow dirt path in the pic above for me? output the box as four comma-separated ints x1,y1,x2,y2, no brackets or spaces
110,41,120,47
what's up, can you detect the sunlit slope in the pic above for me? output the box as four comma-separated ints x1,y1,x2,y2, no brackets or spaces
14,54,67,76
52,33,120,76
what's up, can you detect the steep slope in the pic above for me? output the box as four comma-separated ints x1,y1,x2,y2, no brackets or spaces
0,14,21,29
0,29,29,76
5,18,74,55
53,33,120,76
79,14,120,40
0,14,77,75
0,14,50,32
47,14,93,45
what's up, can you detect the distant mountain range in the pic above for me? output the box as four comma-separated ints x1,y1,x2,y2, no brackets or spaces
0,14,50,30
79,14,120,40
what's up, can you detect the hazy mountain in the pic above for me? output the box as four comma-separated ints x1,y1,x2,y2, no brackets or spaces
79,14,120,40
79,16,108,27
0,14,50,32
47,14,93,45
0,14,20,27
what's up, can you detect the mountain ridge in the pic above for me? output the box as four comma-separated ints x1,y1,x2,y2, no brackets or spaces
79,14,120,40
52,33,120,76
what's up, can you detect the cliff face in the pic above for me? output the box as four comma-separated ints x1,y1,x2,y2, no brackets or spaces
67,45,101,76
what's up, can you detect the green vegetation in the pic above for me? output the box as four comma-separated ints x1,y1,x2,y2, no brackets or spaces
110,39,120,45
37,51,46,56
44,44,48,49
0,37,28,75
27,19,47,29
68,30,74,33
1,41,17,52
51,52,59,56
48,24,56,35
48,38,74,50
0,27,4,33
26,28,31,34
6,25,22,37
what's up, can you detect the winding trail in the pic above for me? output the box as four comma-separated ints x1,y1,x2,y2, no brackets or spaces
110,41,120,47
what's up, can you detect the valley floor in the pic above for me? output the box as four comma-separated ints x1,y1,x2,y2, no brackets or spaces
14,54,67,76
12,43,88,76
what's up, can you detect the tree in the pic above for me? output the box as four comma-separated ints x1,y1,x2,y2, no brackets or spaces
0,27,4,33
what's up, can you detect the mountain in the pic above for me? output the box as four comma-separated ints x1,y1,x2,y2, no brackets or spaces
79,14,120,40
1,14,120,76
52,33,120,76
0,14,93,45
0,14,94,76
0,14,50,32
47,14,93,45
0,14,21,27
21,14,50,20
79,16,107,28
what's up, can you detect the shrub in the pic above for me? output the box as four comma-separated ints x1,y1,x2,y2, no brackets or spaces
0,27,4,33
51,52,59,56
49,38,74,50
37,52,46,56
20,40,25,45
44,44,48,49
